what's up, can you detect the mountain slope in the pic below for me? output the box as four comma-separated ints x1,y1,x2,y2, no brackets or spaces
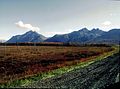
97,29,120,40
88,29,120,44
7,31,47,43
45,28,105,43
7,28,120,44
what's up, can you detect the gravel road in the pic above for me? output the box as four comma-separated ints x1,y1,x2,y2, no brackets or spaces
24,53,119,89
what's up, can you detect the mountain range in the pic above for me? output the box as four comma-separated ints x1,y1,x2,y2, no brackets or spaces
7,28,120,44
45,28,105,43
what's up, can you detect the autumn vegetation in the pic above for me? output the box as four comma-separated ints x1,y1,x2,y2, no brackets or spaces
0,43,114,85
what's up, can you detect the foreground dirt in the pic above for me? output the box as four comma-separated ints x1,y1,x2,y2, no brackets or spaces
23,53,119,89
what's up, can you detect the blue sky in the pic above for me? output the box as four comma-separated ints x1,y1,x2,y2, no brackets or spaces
0,0,120,40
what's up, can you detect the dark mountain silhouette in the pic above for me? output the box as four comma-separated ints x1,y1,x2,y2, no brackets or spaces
7,28,120,44
45,28,105,43
88,29,120,44
7,30,47,43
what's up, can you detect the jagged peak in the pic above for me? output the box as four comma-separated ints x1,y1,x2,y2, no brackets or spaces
91,28,100,31
91,28,104,32
79,28,89,32
23,30,40,36
26,30,37,33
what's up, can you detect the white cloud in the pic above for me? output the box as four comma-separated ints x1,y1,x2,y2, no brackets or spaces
102,21,112,26
15,21,40,31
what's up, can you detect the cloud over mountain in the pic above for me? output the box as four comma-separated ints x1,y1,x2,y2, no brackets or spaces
15,21,40,31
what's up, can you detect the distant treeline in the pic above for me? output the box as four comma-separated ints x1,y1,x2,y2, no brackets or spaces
0,42,112,47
